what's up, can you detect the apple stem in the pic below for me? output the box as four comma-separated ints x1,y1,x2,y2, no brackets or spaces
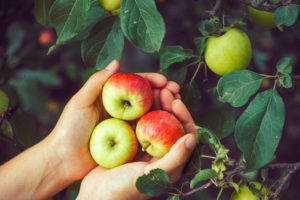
109,140,116,147
142,143,151,151
123,100,131,107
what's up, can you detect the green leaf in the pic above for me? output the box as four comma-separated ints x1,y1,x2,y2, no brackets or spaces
195,126,222,152
198,17,221,36
73,0,107,41
15,70,62,86
226,17,246,28
217,70,263,107
190,169,217,189
270,0,280,4
160,46,194,71
5,23,24,58
276,57,292,75
181,81,201,114
261,168,268,182
49,0,91,44
161,63,187,86
0,90,9,115
167,195,180,200
235,89,285,170
34,0,52,26
1,120,13,139
136,168,171,197
120,0,166,53
277,74,293,89
81,17,124,69
274,5,299,31
194,37,207,56
197,109,235,139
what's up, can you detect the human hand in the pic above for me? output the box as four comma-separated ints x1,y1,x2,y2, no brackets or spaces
76,78,197,200
46,60,174,183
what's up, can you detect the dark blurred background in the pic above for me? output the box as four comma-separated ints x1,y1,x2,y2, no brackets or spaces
1,0,300,199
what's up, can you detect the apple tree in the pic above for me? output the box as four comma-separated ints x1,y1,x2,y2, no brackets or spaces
1,0,300,199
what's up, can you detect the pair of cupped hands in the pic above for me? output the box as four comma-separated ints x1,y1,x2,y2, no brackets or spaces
49,60,196,199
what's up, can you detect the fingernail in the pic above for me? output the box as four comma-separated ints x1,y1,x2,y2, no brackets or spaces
185,135,196,151
106,60,117,70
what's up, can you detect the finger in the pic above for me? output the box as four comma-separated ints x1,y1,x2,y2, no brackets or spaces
145,134,196,181
172,99,196,133
137,73,167,89
160,89,175,112
152,89,161,110
165,81,180,95
72,60,119,107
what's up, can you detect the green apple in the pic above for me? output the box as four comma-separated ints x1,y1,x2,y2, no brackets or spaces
204,28,252,76
89,118,138,168
98,0,121,11
102,72,153,120
136,110,185,158
248,6,275,29
230,182,268,200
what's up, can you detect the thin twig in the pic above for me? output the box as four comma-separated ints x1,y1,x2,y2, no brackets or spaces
290,74,300,81
233,0,282,11
181,181,212,199
207,0,223,16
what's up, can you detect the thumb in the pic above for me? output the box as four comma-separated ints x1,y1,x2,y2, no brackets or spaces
145,134,196,182
72,60,119,106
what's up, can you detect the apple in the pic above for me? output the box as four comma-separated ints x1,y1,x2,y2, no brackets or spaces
136,110,185,158
204,28,252,76
39,30,53,46
230,182,268,200
102,72,153,120
89,118,138,168
98,0,121,11
248,6,275,29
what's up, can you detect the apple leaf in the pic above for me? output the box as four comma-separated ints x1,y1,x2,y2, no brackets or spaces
217,70,263,107
277,74,293,89
49,0,91,44
34,0,52,27
235,89,285,170
274,5,298,31
81,17,124,70
136,168,171,197
161,63,187,86
1,120,13,139
195,125,222,153
181,81,201,114
5,23,24,58
276,57,292,75
120,0,166,53
0,90,9,115
194,37,207,56
190,169,217,189
197,109,235,139
160,46,194,71
198,17,221,36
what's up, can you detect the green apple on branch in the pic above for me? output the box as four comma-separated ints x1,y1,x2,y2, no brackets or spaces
89,118,138,169
98,0,121,11
230,181,268,200
136,110,185,158
204,28,252,76
102,72,153,120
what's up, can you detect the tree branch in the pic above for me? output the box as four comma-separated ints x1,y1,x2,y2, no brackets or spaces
232,0,283,11
206,0,223,16
180,181,212,199
290,74,300,81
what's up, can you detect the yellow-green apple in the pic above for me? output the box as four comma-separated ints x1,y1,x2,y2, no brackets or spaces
89,118,138,168
98,0,121,11
230,181,268,200
204,28,252,76
136,110,185,158
248,6,275,29
102,72,153,120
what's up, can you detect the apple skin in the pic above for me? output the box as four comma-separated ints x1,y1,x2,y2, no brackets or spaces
230,182,268,200
204,28,252,76
89,118,138,168
136,110,185,158
102,72,153,121
248,6,275,29
98,0,121,11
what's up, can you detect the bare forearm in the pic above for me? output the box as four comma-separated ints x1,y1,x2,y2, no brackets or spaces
0,137,74,200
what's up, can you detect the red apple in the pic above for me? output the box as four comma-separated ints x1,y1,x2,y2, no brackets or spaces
136,110,185,158
39,30,53,46
102,72,153,120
